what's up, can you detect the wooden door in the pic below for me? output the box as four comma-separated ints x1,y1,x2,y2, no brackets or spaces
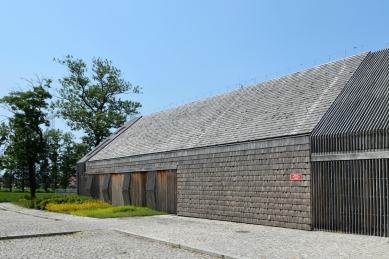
90,174,104,200
130,172,147,207
111,174,125,206
156,170,177,214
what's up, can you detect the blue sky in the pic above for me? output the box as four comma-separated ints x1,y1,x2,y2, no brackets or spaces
1,0,388,139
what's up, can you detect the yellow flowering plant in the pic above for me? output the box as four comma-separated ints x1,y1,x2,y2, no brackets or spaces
45,200,111,212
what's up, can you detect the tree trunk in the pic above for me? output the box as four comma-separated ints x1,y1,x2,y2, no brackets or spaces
28,158,36,199
21,174,25,192
53,165,57,190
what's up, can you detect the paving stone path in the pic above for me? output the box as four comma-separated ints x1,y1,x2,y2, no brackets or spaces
1,203,389,258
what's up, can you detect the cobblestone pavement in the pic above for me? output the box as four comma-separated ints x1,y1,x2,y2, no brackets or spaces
1,203,389,258
0,229,215,259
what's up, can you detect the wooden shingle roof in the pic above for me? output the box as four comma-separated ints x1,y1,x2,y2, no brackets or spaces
88,52,368,161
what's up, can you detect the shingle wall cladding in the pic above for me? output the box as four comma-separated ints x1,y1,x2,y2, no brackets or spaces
86,135,311,230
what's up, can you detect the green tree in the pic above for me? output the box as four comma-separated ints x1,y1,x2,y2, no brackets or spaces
59,133,88,188
34,128,62,192
13,163,28,192
0,79,52,198
1,171,15,191
45,128,62,189
0,154,17,191
52,55,141,150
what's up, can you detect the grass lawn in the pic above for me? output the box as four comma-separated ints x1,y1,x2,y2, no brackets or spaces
0,192,55,202
69,205,167,218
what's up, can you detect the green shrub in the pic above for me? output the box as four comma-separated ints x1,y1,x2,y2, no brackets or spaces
37,199,50,210
55,195,95,204
34,198,43,209
27,199,35,209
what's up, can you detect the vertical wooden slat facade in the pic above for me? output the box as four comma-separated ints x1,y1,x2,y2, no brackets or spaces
311,49,389,236
312,159,389,236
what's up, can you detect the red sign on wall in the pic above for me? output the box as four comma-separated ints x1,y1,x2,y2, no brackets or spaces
290,174,303,181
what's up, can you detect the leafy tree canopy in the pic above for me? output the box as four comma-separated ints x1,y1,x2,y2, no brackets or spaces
52,55,142,149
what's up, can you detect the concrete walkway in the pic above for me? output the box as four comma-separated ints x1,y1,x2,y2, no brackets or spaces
1,203,389,258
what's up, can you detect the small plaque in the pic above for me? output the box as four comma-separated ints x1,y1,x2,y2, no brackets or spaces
290,174,303,181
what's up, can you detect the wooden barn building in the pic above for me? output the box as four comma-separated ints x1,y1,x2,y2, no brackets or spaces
77,49,389,236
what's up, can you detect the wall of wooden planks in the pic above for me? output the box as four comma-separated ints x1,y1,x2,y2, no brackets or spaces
87,171,177,213
84,135,311,230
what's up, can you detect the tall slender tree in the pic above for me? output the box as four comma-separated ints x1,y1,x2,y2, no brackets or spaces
0,79,52,198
